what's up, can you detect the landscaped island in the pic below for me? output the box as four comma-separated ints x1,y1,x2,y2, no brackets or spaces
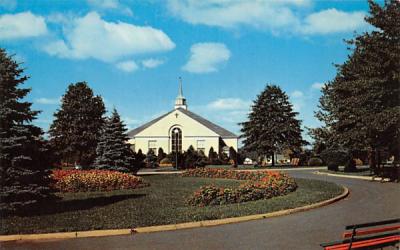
1,169,343,235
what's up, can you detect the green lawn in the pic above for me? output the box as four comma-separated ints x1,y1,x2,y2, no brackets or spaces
1,175,343,235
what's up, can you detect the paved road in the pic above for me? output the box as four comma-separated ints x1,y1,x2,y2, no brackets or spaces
2,171,399,250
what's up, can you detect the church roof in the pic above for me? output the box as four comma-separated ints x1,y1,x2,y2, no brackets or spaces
127,108,238,138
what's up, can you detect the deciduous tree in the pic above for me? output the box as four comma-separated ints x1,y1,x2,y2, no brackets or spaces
49,82,105,167
313,0,400,168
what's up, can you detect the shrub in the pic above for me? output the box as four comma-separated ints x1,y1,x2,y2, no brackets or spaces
157,148,166,163
145,149,158,168
159,157,173,167
354,158,363,166
229,147,238,167
183,168,297,206
344,159,357,172
320,149,349,171
308,157,323,166
52,170,148,192
327,164,339,171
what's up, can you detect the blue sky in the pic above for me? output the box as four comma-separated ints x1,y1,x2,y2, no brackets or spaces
0,0,375,141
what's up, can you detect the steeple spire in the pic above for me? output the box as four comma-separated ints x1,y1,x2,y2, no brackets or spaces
178,77,183,98
175,77,187,110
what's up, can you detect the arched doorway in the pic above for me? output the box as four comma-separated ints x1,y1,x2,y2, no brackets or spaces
171,127,182,153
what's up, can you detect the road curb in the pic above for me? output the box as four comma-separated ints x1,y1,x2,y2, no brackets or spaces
0,185,349,243
313,171,390,182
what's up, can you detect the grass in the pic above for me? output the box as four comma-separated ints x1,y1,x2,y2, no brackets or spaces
1,175,343,235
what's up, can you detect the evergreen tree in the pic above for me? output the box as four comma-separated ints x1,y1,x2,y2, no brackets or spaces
157,147,166,162
94,108,134,172
145,149,158,168
49,82,105,167
134,149,146,169
208,147,218,164
0,48,54,213
184,145,200,169
313,0,400,168
240,85,305,166
229,147,238,167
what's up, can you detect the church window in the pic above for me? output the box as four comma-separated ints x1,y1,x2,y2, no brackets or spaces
171,127,182,153
148,140,157,153
197,140,205,153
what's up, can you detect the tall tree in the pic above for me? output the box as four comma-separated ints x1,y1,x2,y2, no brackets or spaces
94,108,134,172
313,0,400,168
240,85,304,166
49,82,105,167
0,49,54,213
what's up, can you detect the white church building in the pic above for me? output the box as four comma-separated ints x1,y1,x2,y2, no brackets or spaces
128,79,238,156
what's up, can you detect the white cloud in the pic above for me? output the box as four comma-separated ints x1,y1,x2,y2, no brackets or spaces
291,90,304,98
42,12,175,62
116,60,138,72
167,0,306,31
207,98,250,110
87,0,133,16
167,1,367,36
182,42,231,73
35,97,60,105
142,58,164,68
301,9,367,35
0,12,47,40
311,82,324,90
191,97,251,135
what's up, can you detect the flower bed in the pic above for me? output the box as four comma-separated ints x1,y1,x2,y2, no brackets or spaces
182,168,297,206
52,170,148,192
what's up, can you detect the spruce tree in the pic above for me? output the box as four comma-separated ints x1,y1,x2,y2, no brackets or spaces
240,85,304,166
313,0,400,167
49,82,105,167
94,108,134,172
0,48,54,213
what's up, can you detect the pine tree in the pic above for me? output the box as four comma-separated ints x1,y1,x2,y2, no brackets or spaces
313,0,400,168
240,85,305,166
49,82,105,167
0,48,54,213
94,108,134,172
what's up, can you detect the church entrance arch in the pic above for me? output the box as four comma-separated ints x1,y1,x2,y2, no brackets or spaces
171,127,182,153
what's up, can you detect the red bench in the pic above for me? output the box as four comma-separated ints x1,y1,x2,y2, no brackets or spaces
321,218,400,249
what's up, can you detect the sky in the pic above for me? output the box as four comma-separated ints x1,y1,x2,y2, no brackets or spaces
0,0,376,142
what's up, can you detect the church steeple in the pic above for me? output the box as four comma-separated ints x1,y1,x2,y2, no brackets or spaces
175,77,187,110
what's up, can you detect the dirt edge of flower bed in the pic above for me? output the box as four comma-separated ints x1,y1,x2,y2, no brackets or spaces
0,185,349,242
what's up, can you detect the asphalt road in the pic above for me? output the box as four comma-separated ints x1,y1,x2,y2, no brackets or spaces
2,170,399,250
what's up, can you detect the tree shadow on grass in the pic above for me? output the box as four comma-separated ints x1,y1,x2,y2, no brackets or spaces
17,193,146,217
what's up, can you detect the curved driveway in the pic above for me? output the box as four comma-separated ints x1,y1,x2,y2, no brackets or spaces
2,170,400,250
